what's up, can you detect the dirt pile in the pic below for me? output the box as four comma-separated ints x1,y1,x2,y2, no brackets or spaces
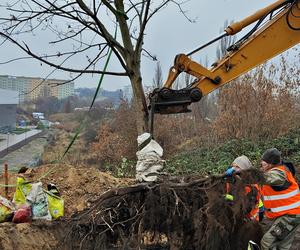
0,164,134,217
0,164,135,250
28,164,135,216
0,221,65,250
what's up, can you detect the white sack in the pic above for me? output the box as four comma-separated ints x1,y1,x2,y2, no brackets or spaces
27,182,52,220
136,133,165,182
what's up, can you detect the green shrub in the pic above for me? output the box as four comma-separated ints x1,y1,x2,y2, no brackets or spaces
104,158,136,178
165,128,300,176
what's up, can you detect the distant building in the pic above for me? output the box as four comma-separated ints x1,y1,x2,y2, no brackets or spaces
122,85,133,101
0,89,19,131
0,75,74,103
47,79,74,100
74,87,126,107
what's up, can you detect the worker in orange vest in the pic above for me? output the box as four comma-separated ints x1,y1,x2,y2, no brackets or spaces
260,148,300,250
225,155,263,221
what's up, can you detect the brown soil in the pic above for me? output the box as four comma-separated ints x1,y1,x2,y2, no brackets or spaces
0,221,65,250
0,164,134,217
0,164,135,250
0,166,299,250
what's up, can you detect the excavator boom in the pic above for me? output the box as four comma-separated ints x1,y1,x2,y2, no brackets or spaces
150,0,300,122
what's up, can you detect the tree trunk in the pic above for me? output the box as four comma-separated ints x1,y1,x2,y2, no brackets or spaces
130,66,149,134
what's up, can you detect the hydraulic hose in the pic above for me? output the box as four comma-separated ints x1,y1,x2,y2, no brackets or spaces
229,0,295,51
286,0,300,30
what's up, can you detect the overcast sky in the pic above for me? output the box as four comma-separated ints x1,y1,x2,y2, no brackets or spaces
0,0,278,91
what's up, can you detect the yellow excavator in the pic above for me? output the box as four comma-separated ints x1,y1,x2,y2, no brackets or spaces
149,0,300,133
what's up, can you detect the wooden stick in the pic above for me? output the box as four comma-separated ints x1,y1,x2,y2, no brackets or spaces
4,162,8,198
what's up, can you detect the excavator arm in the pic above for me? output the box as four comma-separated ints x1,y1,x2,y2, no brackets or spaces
149,0,300,124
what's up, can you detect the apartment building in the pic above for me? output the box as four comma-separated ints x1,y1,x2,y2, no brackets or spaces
0,75,74,103
122,85,133,101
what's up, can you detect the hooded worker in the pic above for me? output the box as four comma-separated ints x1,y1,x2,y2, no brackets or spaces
232,155,253,171
225,155,253,177
259,148,300,250
225,155,263,222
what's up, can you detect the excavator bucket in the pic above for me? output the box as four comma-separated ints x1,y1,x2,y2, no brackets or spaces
149,87,202,134
149,87,202,114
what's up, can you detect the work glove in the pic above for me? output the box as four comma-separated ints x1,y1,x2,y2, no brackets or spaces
225,167,235,177
225,194,234,201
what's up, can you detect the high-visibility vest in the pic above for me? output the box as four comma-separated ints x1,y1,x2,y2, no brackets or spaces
226,183,261,221
261,165,300,219
245,184,261,221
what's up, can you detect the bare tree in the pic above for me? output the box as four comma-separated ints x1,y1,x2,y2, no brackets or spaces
216,19,236,60
197,20,236,122
152,61,163,88
0,0,191,134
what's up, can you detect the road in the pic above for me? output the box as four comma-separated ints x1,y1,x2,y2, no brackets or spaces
0,129,42,153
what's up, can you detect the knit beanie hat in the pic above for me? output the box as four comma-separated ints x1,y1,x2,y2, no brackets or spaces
261,148,281,164
232,155,253,170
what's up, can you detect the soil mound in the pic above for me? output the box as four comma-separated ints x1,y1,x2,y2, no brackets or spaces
0,164,134,250
0,221,64,250
0,164,135,216
28,164,134,216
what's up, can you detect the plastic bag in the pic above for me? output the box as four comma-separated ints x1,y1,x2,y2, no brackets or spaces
12,204,32,223
46,191,64,219
13,177,32,206
26,182,51,220
0,196,15,222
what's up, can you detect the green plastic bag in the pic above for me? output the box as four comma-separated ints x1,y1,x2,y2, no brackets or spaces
13,177,32,206
46,191,64,219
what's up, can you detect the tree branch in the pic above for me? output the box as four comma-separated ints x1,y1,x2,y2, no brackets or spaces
0,31,127,76
114,0,134,54
75,0,129,72
135,0,151,56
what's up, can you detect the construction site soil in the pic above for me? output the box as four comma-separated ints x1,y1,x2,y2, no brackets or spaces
0,164,299,250
0,164,134,249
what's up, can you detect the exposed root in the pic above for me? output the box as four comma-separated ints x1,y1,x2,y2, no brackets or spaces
62,169,264,250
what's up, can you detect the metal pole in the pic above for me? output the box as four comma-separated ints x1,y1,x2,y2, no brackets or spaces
4,162,8,198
